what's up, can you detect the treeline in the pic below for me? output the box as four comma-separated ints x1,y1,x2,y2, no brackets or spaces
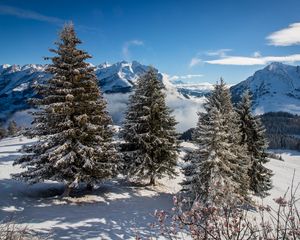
0,120,21,139
260,112,300,150
181,112,300,151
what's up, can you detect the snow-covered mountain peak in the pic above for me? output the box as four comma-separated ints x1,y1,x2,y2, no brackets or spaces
96,62,112,69
0,64,47,75
231,62,300,114
0,64,11,73
266,62,285,70
0,61,165,121
21,64,46,72
4,64,21,74
2,61,300,124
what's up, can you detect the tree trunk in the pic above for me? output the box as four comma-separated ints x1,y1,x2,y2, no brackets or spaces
62,185,72,197
149,175,156,186
86,183,93,191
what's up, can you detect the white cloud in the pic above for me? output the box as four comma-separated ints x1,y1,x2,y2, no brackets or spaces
169,74,203,81
253,51,261,58
267,22,300,46
122,40,144,59
0,5,63,24
189,57,202,67
205,49,232,57
205,54,300,66
166,94,205,132
103,91,205,132
104,93,130,124
189,49,232,68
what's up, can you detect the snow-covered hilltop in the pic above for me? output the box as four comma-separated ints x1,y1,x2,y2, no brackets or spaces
231,62,300,114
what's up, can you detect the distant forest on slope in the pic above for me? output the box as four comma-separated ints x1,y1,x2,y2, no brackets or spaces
180,112,300,151
260,112,300,150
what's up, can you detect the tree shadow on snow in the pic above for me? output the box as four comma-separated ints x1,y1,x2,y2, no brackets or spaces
0,154,24,165
0,178,174,239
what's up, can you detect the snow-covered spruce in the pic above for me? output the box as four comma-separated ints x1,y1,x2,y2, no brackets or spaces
237,90,273,197
121,68,179,185
182,79,250,205
12,23,118,197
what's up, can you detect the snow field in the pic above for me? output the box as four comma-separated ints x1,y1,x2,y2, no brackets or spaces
0,137,299,239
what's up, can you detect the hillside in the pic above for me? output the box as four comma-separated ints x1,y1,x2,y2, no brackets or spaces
0,61,164,122
261,112,300,150
0,137,299,239
1,62,300,133
231,62,300,114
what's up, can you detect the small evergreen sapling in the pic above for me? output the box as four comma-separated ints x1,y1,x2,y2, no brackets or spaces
0,124,6,139
7,120,18,136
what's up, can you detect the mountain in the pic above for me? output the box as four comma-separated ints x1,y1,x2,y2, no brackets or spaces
94,61,163,93
2,61,300,128
173,82,214,98
0,61,164,122
0,64,50,122
230,62,300,114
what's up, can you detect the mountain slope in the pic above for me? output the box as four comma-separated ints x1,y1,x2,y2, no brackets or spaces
230,62,300,114
94,61,161,93
172,82,214,98
0,61,164,121
0,64,50,121
2,61,300,129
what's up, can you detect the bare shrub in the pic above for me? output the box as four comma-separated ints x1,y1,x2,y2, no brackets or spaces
0,221,44,240
151,180,300,239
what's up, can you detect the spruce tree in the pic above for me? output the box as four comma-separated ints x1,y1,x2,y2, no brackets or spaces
237,90,272,197
13,23,118,196
213,79,250,199
121,68,178,185
182,79,250,205
0,124,6,139
7,120,18,136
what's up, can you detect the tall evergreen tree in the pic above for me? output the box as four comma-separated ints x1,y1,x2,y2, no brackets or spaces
13,23,118,196
122,68,178,185
237,90,272,197
213,79,251,199
182,79,250,205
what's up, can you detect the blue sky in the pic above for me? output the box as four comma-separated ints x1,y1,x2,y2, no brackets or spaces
1,0,300,84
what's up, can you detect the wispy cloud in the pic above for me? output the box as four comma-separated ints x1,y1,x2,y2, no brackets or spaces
0,5,63,24
267,22,300,46
189,49,232,68
169,74,203,81
189,57,202,67
205,49,232,57
252,51,261,58
122,40,144,59
0,5,99,33
205,54,300,65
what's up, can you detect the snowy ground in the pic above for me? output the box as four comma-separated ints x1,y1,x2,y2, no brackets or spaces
0,137,299,239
